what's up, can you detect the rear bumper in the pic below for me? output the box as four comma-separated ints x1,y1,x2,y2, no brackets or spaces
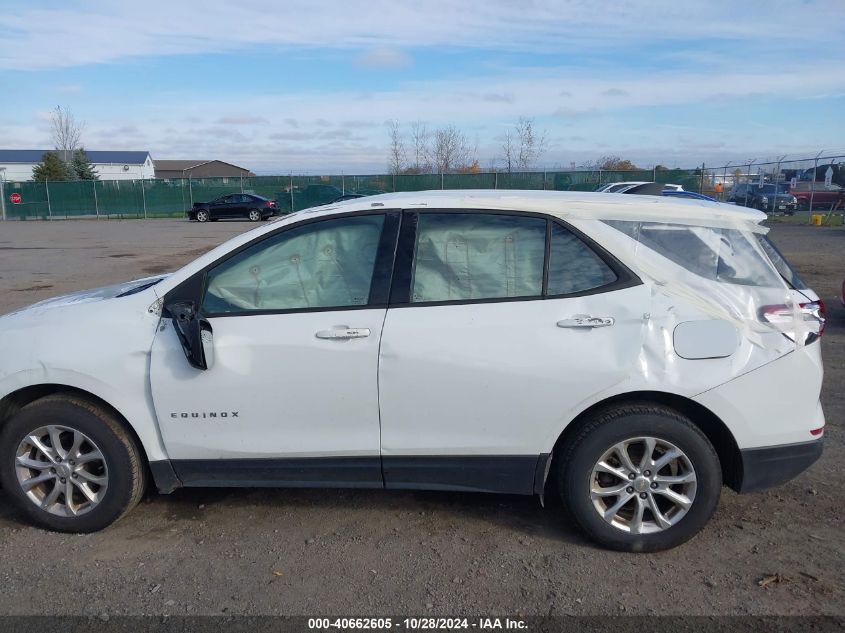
736,439,823,493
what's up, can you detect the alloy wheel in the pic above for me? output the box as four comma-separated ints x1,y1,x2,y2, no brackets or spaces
14,425,109,517
590,436,696,534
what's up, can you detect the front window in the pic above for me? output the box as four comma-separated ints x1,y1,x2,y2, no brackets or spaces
202,214,386,313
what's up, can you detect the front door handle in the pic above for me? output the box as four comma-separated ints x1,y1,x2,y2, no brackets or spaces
557,315,615,329
315,326,371,340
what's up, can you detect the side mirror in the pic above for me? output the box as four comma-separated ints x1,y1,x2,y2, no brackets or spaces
165,300,210,370
200,322,214,370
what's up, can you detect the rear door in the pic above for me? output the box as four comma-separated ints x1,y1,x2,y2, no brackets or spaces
378,211,649,493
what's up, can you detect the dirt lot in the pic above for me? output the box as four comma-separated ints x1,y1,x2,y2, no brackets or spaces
0,219,842,617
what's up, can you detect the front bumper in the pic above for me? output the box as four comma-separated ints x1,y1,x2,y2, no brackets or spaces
736,439,823,493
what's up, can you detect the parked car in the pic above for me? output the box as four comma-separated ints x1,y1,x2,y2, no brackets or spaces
188,193,276,222
662,190,716,202
801,163,844,188
730,183,797,214
789,182,845,211
0,191,824,552
597,181,683,193
331,193,366,203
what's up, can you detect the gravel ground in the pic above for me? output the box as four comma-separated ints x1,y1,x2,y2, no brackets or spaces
0,218,842,617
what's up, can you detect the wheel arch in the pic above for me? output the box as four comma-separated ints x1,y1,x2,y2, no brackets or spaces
0,384,153,480
546,391,743,493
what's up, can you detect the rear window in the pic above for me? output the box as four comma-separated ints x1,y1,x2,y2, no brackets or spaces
755,234,808,290
604,221,783,288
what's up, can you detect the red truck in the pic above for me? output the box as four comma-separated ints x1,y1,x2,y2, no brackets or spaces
789,181,845,211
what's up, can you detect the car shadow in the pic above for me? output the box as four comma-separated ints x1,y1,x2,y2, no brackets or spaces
0,484,590,548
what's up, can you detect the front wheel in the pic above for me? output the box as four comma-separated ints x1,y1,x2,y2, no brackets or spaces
0,395,147,533
558,404,721,552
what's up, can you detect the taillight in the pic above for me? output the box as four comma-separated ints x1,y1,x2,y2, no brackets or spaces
810,427,824,437
799,300,826,336
759,304,793,325
759,300,826,341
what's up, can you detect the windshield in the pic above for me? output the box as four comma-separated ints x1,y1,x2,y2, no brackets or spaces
758,184,788,194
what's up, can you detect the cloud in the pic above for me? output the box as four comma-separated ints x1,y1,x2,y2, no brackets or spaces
268,131,313,141
3,0,841,71
217,115,268,125
601,88,628,97
354,47,411,69
481,92,515,103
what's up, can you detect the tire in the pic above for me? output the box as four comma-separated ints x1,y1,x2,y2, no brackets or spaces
0,395,147,533
248,208,262,222
558,403,721,552
797,199,810,212
196,209,209,223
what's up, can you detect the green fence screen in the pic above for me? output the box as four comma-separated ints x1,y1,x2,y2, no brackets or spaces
1,169,703,220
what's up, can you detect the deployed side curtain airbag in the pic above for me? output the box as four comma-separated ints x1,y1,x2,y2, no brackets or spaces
410,213,546,303
203,215,385,313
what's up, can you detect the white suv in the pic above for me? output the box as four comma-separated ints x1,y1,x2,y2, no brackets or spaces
0,191,825,552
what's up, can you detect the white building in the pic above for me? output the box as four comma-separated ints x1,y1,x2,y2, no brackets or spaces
0,150,154,182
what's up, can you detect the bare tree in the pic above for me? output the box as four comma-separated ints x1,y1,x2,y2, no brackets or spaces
51,106,84,163
583,155,639,171
514,117,546,171
430,125,475,174
409,121,430,173
501,129,516,173
386,119,406,175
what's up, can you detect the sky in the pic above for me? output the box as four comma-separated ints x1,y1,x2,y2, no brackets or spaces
1,0,844,174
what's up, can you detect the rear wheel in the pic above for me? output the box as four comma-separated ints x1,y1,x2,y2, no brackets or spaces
558,403,721,552
248,208,262,222
196,209,209,223
0,395,147,532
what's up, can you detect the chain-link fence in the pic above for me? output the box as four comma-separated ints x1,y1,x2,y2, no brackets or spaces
0,167,705,220
702,154,845,216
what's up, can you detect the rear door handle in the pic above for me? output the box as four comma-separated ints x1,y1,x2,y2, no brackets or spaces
557,315,615,329
315,326,371,340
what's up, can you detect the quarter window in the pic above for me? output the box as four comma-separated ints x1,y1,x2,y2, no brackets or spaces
202,215,386,313
410,213,546,303
547,223,617,295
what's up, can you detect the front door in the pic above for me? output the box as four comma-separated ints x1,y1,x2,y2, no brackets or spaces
150,212,399,486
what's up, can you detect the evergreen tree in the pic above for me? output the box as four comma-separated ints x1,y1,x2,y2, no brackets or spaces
31,151,70,181
71,148,99,180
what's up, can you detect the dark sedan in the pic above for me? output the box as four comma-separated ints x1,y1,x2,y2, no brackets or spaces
731,184,797,214
188,193,277,222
